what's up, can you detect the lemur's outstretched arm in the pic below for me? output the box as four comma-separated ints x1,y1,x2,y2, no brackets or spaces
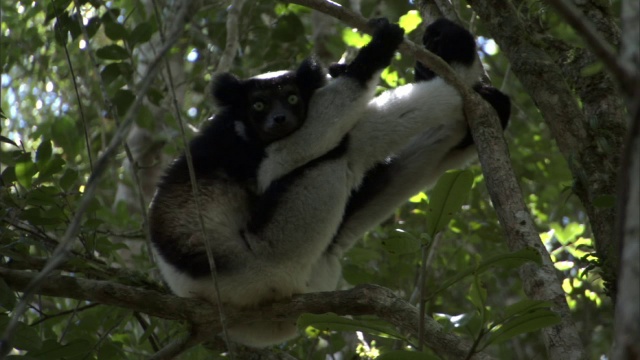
257,18,405,192
331,19,511,255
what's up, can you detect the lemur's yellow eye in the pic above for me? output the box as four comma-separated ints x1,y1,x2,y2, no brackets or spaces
252,102,265,111
287,95,299,105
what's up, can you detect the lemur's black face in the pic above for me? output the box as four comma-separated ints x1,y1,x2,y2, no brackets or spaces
211,58,326,146
247,81,306,144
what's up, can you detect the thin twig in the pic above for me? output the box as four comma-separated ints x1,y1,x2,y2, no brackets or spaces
148,0,236,356
53,0,93,171
71,0,153,261
29,303,100,326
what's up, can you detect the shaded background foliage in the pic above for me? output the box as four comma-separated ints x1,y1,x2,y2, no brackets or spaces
1,0,630,359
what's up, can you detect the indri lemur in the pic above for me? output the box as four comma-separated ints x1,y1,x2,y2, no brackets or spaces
149,18,510,347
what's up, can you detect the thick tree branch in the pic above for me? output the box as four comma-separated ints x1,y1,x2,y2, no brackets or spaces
612,99,640,359
465,86,587,360
0,268,495,360
510,0,628,298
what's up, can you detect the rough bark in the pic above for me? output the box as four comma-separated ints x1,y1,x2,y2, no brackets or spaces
611,103,639,360
471,0,628,299
0,268,495,360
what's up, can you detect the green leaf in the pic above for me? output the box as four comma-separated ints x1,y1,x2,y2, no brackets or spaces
101,63,124,85
37,156,66,181
467,275,487,311
11,321,42,351
1,135,18,147
112,89,136,117
28,338,93,358
0,278,16,311
96,45,129,60
501,299,555,321
1,166,17,184
35,139,52,163
342,28,371,48
85,16,101,38
135,105,155,130
273,13,304,42
104,21,128,40
550,222,584,245
25,186,61,207
426,170,474,236
20,208,66,226
486,309,561,345
298,313,406,341
147,88,164,105
129,22,153,47
432,248,542,296
51,116,79,157
378,350,439,360
15,161,37,188
59,168,79,190
380,229,420,255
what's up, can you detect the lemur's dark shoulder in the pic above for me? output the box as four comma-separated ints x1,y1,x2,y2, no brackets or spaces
158,116,265,188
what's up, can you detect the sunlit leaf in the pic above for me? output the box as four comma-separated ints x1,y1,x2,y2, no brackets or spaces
398,10,422,33
15,161,37,188
342,28,371,48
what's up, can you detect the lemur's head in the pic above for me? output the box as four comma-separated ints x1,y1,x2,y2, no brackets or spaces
212,58,326,145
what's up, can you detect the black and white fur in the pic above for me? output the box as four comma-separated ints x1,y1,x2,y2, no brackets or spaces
150,19,405,347
149,18,510,347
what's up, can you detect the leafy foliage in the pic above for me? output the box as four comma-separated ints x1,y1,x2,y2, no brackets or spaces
0,0,615,358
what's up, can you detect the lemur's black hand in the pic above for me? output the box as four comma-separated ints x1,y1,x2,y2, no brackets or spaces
338,18,404,85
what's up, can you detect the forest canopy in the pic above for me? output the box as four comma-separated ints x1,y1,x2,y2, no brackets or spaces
1,0,638,359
